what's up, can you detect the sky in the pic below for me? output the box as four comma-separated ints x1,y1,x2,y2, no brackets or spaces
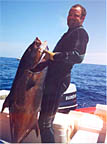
0,0,106,65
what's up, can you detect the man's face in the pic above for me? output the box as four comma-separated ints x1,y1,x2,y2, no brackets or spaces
67,6,84,28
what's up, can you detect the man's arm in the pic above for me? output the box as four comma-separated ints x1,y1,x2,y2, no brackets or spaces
49,29,89,64
53,50,85,64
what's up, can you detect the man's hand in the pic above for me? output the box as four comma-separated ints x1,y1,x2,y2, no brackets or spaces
35,38,55,60
44,50,56,61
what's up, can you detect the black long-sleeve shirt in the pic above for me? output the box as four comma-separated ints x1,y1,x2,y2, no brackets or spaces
32,25,89,79
53,26,89,63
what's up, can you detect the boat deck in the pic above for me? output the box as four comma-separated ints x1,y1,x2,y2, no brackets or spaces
0,100,107,143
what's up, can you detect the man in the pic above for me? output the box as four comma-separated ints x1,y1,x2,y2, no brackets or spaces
38,4,89,143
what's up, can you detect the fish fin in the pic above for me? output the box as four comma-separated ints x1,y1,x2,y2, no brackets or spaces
34,120,40,137
26,79,36,90
1,105,5,113
35,128,39,137
1,97,10,113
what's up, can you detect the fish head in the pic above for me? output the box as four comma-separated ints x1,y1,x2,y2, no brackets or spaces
35,37,42,47
19,37,47,71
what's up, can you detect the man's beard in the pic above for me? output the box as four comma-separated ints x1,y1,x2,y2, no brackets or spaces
68,20,80,28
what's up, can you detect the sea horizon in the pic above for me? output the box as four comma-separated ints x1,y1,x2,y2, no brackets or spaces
0,56,106,66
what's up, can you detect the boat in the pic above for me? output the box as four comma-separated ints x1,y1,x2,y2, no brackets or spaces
16,57,21,61
58,83,77,113
0,83,77,113
0,84,107,143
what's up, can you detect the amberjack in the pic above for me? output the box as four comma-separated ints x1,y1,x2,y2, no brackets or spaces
1,37,48,142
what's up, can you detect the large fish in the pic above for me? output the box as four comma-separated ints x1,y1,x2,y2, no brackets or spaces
1,37,48,142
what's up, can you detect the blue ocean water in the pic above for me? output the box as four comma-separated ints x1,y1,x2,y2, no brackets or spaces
0,57,106,108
